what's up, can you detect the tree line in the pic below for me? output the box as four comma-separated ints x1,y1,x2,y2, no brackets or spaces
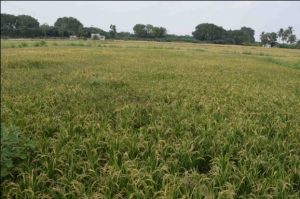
192,23,255,44
260,27,297,47
1,14,116,39
1,13,299,48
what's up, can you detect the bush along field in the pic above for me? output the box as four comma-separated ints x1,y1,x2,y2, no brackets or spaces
1,39,300,198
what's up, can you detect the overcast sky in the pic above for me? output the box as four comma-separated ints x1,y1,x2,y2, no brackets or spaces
2,1,300,41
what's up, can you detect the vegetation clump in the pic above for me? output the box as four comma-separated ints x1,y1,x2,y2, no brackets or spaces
1,124,36,178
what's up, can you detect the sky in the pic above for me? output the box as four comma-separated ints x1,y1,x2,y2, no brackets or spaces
2,1,300,41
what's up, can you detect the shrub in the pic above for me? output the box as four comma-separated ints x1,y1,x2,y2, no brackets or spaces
34,40,47,47
39,40,47,46
18,42,28,48
242,51,252,55
212,38,235,44
275,43,300,49
296,40,300,49
1,124,36,178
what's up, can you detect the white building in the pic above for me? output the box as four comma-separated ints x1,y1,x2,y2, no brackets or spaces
263,44,271,48
69,35,78,40
91,33,105,40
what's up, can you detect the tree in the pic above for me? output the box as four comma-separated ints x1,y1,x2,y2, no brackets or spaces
260,32,267,45
46,26,59,37
109,24,117,38
296,40,300,49
282,30,289,44
133,24,147,38
192,23,256,44
227,30,249,44
151,26,161,38
133,24,167,38
287,34,296,44
1,14,17,37
277,28,284,43
54,17,83,37
287,26,293,34
260,32,277,47
240,27,255,43
157,27,167,37
269,32,278,46
116,32,132,39
283,26,297,44
15,15,40,37
40,24,49,37
192,23,226,41
40,24,59,37
145,24,155,37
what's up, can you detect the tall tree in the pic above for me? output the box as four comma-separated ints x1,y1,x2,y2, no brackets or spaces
284,26,297,44
133,24,167,38
240,27,255,43
277,28,284,43
296,40,300,49
287,34,296,44
192,23,226,41
54,17,83,36
133,24,147,38
145,24,154,37
158,27,167,37
40,23,53,37
116,32,132,39
260,32,267,45
1,14,17,37
269,32,278,46
227,30,249,44
260,32,277,47
15,15,40,37
287,26,293,34
109,24,117,38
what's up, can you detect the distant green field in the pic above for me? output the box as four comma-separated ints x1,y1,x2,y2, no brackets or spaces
1,39,300,198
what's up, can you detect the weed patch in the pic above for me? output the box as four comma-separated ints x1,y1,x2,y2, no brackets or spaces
34,40,47,47
18,42,28,48
6,60,60,69
242,51,252,55
1,124,36,178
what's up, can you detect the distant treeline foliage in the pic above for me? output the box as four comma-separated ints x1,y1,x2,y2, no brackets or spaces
260,27,297,47
192,23,255,45
1,13,299,48
1,14,40,37
133,24,167,38
1,14,111,39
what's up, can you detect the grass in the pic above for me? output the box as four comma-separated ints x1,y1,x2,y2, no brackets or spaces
1,39,300,198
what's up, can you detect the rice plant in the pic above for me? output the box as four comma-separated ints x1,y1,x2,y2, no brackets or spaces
1,39,300,198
